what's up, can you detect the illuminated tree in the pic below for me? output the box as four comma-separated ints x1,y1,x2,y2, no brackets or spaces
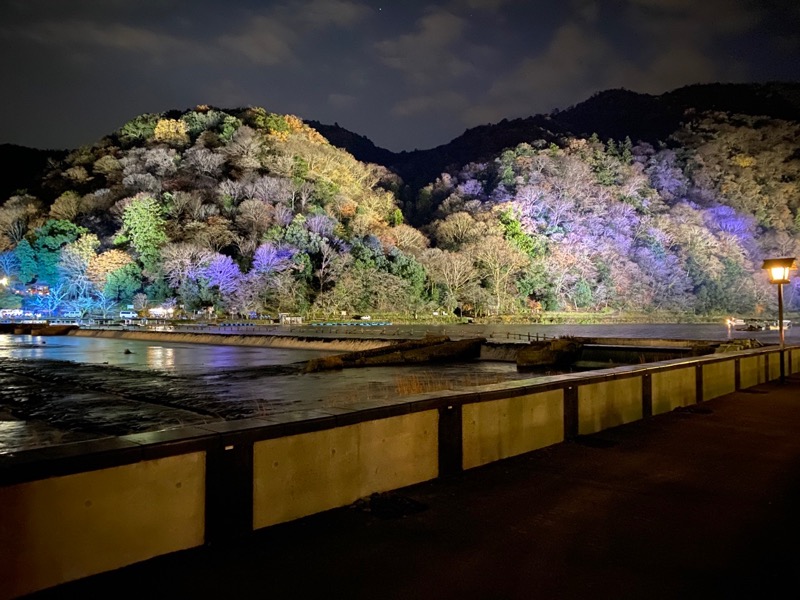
88,288,119,318
87,249,135,289
383,224,429,254
419,248,479,313
200,253,242,311
314,240,350,295
119,195,169,274
104,263,143,304
0,196,43,249
58,246,94,302
0,251,20,280
161,243,214,290
432,212,493,250
180,109,225,138
251,242,296,274
93,154,122,185
224,126,263,173
31,219,87,285
183,146,226,179
236,199,274,243
49,191,84,221
154,119,190,147
13,239,37,284
186,216,237,252
465,235,529,315
30,279,70,316
118,113,159,146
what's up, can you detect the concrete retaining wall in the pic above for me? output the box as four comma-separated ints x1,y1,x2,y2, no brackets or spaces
0,453,205,599
1,345,798,598
253,411,439,529
652,367,696,414
462,389,564,469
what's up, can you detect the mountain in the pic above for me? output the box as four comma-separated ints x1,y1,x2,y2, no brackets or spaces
309,82,800,190
552,82,800,141
0,88,798,319
4,82,798,202
308,115,566,192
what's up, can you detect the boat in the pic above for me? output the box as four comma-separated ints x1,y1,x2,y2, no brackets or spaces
733,318,768,331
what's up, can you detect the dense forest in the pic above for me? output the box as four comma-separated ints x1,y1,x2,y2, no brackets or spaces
0,87,798,320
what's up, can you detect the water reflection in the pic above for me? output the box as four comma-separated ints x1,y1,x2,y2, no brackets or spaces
146,345,175,371
0,335,331,374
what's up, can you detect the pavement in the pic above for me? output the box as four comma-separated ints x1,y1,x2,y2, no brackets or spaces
26,374,800,600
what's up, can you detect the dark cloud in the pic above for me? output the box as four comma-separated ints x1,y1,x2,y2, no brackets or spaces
1,0,797,152
375,9,473,86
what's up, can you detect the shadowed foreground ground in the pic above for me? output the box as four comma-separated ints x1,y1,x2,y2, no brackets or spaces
27,375,800,600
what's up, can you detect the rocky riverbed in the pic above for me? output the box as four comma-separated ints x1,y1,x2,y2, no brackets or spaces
0,334,529,454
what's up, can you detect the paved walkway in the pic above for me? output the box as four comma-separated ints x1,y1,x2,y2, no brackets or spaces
27,375,800,600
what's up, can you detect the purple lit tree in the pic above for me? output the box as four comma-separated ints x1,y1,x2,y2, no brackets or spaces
201,253,242,299
251,242,296,275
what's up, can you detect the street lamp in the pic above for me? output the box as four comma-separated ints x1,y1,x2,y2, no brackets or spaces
761,257,797,383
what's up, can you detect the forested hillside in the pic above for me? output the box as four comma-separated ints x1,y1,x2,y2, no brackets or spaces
0,95,798,320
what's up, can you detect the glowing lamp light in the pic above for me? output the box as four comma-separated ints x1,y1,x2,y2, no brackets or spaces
761,257,797,384
0,277,7,286
763,257,795,284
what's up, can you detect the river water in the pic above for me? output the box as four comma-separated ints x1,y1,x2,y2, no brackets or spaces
0,323,795,454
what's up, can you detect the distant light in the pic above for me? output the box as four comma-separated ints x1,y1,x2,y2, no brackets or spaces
0,277,7,286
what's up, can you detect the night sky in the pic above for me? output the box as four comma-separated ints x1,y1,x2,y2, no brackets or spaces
2,0,798,152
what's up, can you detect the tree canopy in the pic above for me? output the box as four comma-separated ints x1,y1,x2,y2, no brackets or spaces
1,102,798,319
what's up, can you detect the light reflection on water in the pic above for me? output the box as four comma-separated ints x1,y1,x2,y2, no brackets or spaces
0,334,332,374
146,346,175,371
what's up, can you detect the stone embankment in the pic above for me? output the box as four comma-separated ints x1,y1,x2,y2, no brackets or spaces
0,323,78,336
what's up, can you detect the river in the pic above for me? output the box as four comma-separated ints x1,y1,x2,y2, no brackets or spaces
0,322,795,454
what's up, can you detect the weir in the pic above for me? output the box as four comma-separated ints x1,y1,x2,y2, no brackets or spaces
68,327,394,352
65,328,742,369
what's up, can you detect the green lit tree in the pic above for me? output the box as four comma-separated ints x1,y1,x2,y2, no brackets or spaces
119,195,169,275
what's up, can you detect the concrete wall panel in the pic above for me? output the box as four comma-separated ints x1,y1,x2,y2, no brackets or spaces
462,390,564,469
768,353,782,381
652,368,696,414
703,361,736,401
0,453,205,599
739,355,766,389
253,411,438,529
578,377,643,435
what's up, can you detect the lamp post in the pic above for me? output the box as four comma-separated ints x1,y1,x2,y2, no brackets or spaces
761,257,796,384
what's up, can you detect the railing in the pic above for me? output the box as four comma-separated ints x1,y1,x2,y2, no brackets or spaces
489,331,551,342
